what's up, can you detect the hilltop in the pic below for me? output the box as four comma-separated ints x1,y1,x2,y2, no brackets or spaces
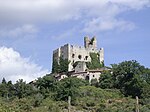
0,60,150,112
0,37,150,112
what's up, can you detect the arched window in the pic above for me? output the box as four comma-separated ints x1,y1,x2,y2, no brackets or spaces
78,55,82,59
86,75,89,80
85,56,88,60
72,54,75,58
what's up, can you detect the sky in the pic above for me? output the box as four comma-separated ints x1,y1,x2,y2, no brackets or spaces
0,0,150,83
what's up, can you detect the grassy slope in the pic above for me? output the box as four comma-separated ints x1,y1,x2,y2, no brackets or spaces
0,86,149,112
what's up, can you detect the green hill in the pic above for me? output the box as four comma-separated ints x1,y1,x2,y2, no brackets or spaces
0,60,150,112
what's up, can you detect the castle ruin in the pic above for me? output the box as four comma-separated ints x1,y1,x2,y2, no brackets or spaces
53,36,104,72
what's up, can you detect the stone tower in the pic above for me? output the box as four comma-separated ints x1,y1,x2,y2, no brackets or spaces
52,36,104,72
84,36,97,50
84,36,90,48
99,48,104,64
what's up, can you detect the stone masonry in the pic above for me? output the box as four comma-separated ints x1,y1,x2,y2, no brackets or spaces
53,36,104,72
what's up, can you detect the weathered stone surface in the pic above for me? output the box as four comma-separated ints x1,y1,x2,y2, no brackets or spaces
53,36,104,71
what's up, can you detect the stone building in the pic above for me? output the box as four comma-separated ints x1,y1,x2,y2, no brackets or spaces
55,71,101,82
53,36,104,71
54,67,111,82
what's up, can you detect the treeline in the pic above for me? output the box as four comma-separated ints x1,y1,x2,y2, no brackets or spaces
0,60,150,112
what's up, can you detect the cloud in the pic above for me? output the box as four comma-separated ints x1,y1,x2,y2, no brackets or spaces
110,0,150,10
83,18,136,33
0,0,149,34
0,0,149,23
0,24,38,38
0,47,48,83
0,0,80,24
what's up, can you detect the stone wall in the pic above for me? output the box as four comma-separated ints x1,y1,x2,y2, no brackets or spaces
52,36,104,71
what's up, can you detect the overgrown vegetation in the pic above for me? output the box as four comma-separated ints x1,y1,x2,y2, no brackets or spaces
52,56,70,73
0,60,150,112
86,53,104,69
53,53,104,73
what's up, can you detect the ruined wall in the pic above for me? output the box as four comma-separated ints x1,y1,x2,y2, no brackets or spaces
84,36,97,50
53,44,69,62
68,44,91,71
75,62,87,73
52,36,104,72
99,48,104,64
88,72,100,82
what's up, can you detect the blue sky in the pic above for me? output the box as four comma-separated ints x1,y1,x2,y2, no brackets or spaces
0,0,150,82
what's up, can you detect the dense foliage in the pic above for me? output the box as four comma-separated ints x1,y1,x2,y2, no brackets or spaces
52,57,70,73
86,53,104,69
0,60,150,112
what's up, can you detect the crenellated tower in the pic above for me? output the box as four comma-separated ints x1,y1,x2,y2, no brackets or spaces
52,36,104,72
84,36,97,50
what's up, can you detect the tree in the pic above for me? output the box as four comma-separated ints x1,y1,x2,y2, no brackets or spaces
14,79,26,98
52,57,70,73
91,79,98,87
59,57,70,73
0,80,8,98
36,75,57,93
86,53,103,69
56,77,88,101
111,60,146,97
0,78,11,99
141,68,150,84
98,71,114,89
14,79,35,98
7,81,15,98
141,82,150,99
0,79,15,99
52,59,60,73
2,78,6,84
